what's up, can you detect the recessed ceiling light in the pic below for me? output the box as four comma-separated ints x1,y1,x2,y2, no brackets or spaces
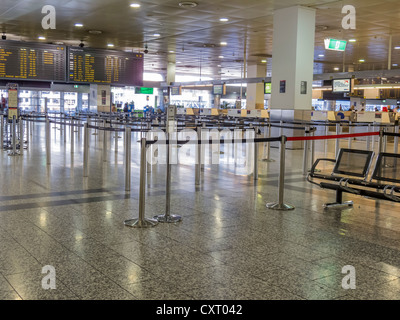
219,18,229,22
38,36,46,40
107,43,114,47
395,46,400,50
393,64,398,67
217,65,221,67
359,59,365,62
261,60,267,63
349,39,357,42
153,33,161,37
220,41,227,46
169,50,175,53
75,23,84,27
178,1,198,8
318,54,325,57
334,67,339,71
218,55,224,59
130,3,141,8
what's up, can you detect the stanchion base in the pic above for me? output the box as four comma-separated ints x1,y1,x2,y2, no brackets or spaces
124,218,158,228
154,214,183,223
323,201,353,209
261,158,275,162
266,202,295,211
8,150,20,156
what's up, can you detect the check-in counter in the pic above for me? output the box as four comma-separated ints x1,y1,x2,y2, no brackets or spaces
311,110,329,121
227,109,242,117
198,108,220,116
176,108,186,115
227,109,269,118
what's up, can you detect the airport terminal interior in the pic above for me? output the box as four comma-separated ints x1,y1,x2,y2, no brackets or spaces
0,0,400,301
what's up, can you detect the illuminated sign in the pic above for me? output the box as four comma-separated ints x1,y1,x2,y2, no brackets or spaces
332,79,351,93
264,82,271,94
324,39,347,52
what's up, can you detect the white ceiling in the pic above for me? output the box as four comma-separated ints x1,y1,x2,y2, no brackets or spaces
1,0,400,81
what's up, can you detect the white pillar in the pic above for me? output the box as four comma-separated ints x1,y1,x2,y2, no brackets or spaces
270,6,316,111
246,63,267,110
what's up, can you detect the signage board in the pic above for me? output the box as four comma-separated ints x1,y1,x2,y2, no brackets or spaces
324,39,347,52
332,79,351,93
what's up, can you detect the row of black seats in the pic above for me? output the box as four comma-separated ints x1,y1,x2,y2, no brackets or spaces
307,148,400,208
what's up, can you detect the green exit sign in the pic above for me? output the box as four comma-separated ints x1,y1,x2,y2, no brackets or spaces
324,39,347,52
135,87,154,94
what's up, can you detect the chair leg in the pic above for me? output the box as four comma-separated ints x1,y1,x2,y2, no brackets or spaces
324,190,354,209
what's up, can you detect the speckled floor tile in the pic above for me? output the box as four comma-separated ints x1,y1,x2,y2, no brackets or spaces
5,271,79,300
1,122,399,300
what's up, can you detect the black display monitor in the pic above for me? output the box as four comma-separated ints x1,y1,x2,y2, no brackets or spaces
68,47,144,86
0,40,66,82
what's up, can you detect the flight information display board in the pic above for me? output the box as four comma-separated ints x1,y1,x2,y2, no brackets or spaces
0,41,66,82
68,47,143,86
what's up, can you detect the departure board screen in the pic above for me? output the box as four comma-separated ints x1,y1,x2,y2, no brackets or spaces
0,40,66,82
68,47,143,86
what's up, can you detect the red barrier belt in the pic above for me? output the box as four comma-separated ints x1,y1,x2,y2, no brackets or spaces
287,131,380,142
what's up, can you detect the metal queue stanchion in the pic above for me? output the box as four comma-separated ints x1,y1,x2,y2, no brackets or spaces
310,128,316,171
154,106,183,224
70,118,75,153
19,117,23,155
153,137,182,223
124,137,158,228
372,122,377,151
266,135,295,211
83,122,89,177
367,123,372,151
1,115,4,150
124,127,131,192
335,123,341,158
302,126,310,176
103,123,107,163
63,115,67,143
348,121,353,149
46,118,51,165
115,124,119,153
262,121,275,162
195,128,201,186
253,133,258,181
8,116,19,156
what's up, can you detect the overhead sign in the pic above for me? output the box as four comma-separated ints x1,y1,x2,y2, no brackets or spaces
212,84,226,96
324,39,347,52
171,86,182,95
264,82,271,94
135,87,154,94
332,79,351,93
68,47,143,86
0,40,66,82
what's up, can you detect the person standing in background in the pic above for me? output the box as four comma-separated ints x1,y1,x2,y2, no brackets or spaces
0,94,6,112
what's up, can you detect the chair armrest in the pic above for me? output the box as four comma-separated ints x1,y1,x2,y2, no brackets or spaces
310,158,336,175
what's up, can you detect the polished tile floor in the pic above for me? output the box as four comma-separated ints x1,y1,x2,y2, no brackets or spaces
0,120,399,300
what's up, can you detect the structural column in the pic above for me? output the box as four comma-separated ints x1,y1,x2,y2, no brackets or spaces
269,6,316,149
270,6,316,111
246,63,267,110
